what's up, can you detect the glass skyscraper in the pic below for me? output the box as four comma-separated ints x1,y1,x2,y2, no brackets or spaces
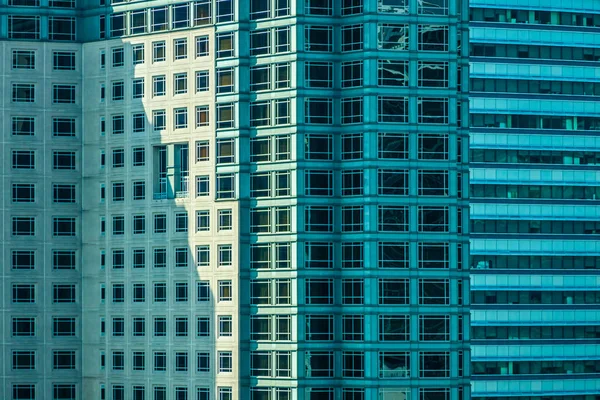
1,0,470,399
469,1,600,399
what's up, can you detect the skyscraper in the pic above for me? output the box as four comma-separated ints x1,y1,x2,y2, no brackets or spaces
469,2,600,399
1,0,470,399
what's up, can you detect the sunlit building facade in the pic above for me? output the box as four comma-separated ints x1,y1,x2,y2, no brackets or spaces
1,0,470,399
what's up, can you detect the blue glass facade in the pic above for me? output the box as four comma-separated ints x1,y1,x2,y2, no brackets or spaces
469,1,600,398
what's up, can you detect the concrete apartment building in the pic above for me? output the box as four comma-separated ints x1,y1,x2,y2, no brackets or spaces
2,0,473,399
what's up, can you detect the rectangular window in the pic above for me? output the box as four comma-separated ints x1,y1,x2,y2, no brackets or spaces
216,173,235,199
341,97,363,124
151,7,168,31
378,24,408,49
12,317,35,336
153,75,166,97
53,283,76,303
342,242,363,269
342,60,363,88
341,24,363,51
378,60,408,86
379,315,410,341
305,26,333,52
196,70,209,92
378,133,408,159
419,61,448,87
52,117,76,137
420,351,450,377
12,250,35,269
379,352,410,378
12,184,35,203
216,103,235,129
132,44,145,64
305,206,333,232
174,38,188,60
196,35,209,56
197,353,210,372
217,67,235,94
305,352,333,377
12,284,35,303
418,206,448,232
418,25,449,51
112,47,124,67
275,62,291,89
216,32,235,58
250,29,271,56
305,279,333,304
153,110,166,131
305,98,333,124
196,106,209,127
56,319,77,343
132,78,144,98
342,315,364,341
12,50,35,69
379,96,408,123
197,281,210,301
52,84,76,104
48,17,75,41
378,169,408,195
419,134,448,160
53,184,76,203
13,350,35,370
418,97,449,124
53,217,76,236
174,107,188,129
174,73,188,95
379,278,409,304
12,83,35,103
109,13,125,37
111,81,124,101
193,3,211,26
219,316,233,337
12,117,35,136
53,250,75,269
8,16,40,39
219,351,233,372
419,279,450,305
419,315,450,341
196,141,210,162
196,245,210,268
153,41,166,62
216,0,234,22
130,10,147,34
378,206,408,231
378,242,409,268
342,0,362,14
53,51,75,70
12,217,35,236
154,283,166,302
306,0,331,14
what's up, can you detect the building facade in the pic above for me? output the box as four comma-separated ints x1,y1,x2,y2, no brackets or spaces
469,1,600,399
1,0,470,399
